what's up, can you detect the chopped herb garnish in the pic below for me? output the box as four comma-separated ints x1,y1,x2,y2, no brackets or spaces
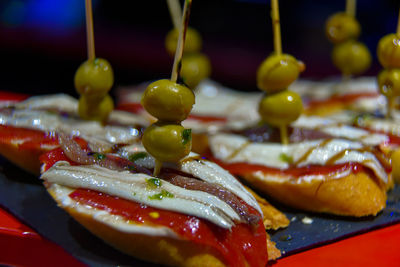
88,152,106,161
149,190,174,200
182,129,192,145
279,153,293,164
129,152,148,162
352,114,372,126
147,178,162,188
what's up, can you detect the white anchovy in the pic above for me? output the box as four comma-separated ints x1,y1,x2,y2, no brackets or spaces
42,161,242,229
209,133,388,184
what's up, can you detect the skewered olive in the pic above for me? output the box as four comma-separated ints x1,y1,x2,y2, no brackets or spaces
74,58,114,96
325,12,361,44
377,33,400,68
258,90,303,126
165,27,202,56
377,69,400,97
141,79,195,123
332,40,371,75
180,53,211,89
78,94,114,122
142,123,191,163
257,54,304,93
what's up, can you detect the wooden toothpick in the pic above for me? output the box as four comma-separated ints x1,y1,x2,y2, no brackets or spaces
386,97,394,119
397,7,400,37
346,0,356,17
271,0,290,145
171,0,192,83
279,125,289,145
85,0,95,61
154,159,162,177
271,0,282,55
167,0,182,29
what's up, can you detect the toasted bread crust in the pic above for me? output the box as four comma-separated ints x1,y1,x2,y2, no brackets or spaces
391,148,400,183
66,206,227,267
242,172,387,217
304,102,348,117
244,185,289,230
46,185,253,267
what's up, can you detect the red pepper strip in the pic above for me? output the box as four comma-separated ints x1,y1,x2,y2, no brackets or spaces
306,92,379,109
206,153,367,178
116,102,144,114
0,91,30,102
187,113,228,123
0,125,58,151
41,147,268,267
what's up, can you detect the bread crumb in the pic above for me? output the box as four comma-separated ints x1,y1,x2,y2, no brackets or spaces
302,216,313,224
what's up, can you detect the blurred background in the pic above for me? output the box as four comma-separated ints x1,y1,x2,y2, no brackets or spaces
0,0,398,97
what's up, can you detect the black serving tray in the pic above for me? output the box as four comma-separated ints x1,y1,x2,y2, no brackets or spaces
1,158,399,266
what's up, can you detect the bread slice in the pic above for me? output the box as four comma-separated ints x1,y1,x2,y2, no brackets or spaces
209,133,391,217
40,144,275,266
47,184,227,267
242,171,387,217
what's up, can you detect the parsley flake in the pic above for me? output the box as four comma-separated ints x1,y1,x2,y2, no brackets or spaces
147,178,162,188
149,190,174,200
182,129,192,145
279,153,293,164
88,152,106,161
129,152,148,162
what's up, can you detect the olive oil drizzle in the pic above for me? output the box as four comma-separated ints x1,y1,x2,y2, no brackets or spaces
293,138,332,166
226,141,251,161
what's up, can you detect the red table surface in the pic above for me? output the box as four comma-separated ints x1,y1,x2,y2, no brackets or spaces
0,207,399,267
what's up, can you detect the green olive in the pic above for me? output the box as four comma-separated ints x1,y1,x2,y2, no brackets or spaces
325,12,361,44
74,58,114,97
332,40,371,75
78,94,114,123
165,27,202,56
257,54,303,93
377,69,400,97
142,122,191,163
258,90,303,127
180,53,212,89
141,79,195,122
377,33,400,68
